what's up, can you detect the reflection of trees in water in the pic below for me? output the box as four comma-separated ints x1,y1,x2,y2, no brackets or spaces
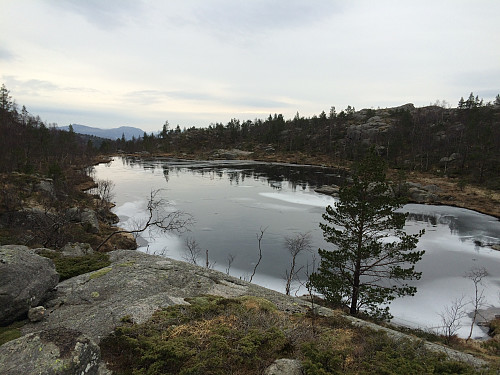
121,157,348,191
407,212,460,234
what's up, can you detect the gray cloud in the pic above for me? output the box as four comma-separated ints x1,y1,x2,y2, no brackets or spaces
3,76,100,97
166,0,343,43
0,47,15,61
47,0,144,30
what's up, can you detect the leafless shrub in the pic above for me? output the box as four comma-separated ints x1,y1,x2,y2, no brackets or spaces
183,237,201,265
465,266,488,342
226,253,235,275
96,189,193,251
94,179,115,214
283,232,312,296
439,295,468,344
249,227,267,283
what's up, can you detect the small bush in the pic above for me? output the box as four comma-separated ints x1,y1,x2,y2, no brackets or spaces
100,296,483,375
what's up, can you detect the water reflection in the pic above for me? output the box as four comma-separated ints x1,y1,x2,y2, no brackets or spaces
405,205,500,247
121,156,347,192
95,157,500,338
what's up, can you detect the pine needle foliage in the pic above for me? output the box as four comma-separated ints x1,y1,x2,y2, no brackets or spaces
310,153,425,320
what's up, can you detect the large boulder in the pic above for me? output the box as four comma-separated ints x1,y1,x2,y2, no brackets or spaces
20,250,305,343
0,328,100,375
0,245,59,325
60,242,94,257
66,207,100,233
264,358,304,375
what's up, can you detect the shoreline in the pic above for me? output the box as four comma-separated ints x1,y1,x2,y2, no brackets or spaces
112,151,500,219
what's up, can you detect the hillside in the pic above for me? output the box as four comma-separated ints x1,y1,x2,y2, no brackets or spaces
59,124,145,141
109,100,500,192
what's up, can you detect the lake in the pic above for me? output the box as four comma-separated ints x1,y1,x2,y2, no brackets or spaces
94,156,500,338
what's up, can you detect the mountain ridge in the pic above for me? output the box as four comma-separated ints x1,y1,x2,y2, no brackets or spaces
59,124,144,140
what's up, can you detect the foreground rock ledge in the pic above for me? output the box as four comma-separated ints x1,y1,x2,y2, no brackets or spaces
0,245,59,325
0,328,100,375
12,249,487,370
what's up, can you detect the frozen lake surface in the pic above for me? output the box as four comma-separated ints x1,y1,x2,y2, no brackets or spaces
94,157,500,339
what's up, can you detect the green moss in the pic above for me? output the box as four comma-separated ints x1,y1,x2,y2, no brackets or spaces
118,261,136,267
0,321,25,346
89,266,112,279
38,250,111,280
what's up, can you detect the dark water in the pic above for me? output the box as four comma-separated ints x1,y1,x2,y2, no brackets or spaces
94,156,500,337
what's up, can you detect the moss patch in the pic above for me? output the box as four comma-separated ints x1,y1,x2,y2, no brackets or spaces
38,250,111,280
89,266,112,279
0,321,25,346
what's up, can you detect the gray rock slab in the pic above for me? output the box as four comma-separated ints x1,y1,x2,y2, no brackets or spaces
0,328,99,375
0,245,59,325
264,358,304,375
21,250,278,343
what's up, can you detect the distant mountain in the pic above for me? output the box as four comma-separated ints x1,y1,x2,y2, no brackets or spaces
59,124,145,140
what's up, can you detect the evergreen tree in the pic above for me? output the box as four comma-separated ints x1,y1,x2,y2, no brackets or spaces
309,154,425,320
0,84,13,112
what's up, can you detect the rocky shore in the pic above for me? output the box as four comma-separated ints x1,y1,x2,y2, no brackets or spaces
0,245,490,374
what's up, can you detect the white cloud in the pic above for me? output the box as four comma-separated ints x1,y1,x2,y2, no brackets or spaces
0,0,499,131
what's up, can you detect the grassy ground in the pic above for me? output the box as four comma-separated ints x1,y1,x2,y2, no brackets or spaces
100,295,495,375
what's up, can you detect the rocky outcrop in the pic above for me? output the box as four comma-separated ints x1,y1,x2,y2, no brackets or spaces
67,208,100,233
212,148,254,159
60,242,94,257
346,115,393,144
0,245,59,325
6,248,487,371
314,184,340,197
406,182,441,203
21,250,262,343
0,328,100,375
264,358,304,375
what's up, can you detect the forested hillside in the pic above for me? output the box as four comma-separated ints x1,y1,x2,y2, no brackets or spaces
113,94,500,190
0,84,102,175
2,83,499,190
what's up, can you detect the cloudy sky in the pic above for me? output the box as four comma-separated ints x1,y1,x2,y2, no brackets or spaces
1,1,499,132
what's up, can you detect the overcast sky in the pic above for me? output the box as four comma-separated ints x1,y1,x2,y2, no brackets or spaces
1,1,499,132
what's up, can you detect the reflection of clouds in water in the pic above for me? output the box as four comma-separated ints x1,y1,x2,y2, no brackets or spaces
406,208,500,248
391,276,500,338
97,158,500,339
260,191,337,208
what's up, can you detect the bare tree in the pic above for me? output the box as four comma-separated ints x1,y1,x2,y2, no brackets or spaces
226,253,235,275
283,232,312,295
96,189,193,251
439,295,468,344
183,237,201,265
204,248,216,269
249,227,267,283
94,179,115,214
465,266,488,342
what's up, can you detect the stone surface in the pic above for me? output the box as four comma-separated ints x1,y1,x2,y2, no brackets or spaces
16,248,489,370
66,208,100,233
61,242,94,257
28,306,46,322
406,182,440,203
81,209,100,233
21,250,309,344
0,245,59,325
0,328,100,375
264,358,304,375
314,184,339,196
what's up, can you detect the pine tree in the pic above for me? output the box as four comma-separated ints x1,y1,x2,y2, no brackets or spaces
0,84,13,112
309,154,425,320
